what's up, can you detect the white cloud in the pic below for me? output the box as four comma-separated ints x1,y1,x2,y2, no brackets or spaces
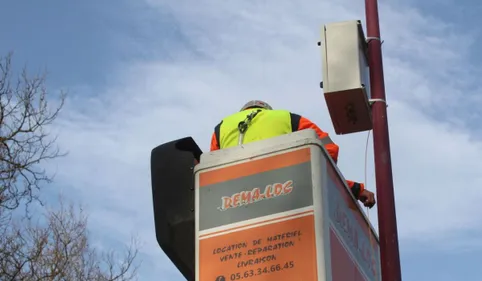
46,0,482,278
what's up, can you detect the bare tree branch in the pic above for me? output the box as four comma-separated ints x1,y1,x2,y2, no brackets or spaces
0,52,67,211
0,196,141,281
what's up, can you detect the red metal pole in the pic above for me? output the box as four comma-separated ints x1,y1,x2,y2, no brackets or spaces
364,0,403,280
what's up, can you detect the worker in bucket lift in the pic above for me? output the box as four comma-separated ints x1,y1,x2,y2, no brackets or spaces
210,100,376,208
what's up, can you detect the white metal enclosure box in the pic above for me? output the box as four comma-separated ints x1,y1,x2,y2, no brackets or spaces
320,20,373,135
194,129,381,281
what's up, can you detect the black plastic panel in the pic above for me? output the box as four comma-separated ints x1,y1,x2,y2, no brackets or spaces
150,137,202,281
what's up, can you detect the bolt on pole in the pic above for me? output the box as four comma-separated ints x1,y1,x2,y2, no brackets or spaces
364,0,403,280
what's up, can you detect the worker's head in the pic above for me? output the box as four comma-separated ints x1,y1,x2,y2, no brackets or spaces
240,100,272,111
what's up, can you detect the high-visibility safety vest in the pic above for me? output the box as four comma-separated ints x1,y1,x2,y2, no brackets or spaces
214,108,294,149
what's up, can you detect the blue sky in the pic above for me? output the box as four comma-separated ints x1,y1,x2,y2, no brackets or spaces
2,0,482,280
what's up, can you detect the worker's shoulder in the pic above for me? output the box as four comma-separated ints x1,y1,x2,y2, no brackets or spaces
271,109,291,113
265,109,305,120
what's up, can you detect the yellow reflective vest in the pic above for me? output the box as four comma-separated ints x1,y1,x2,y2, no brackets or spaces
214,108,294,149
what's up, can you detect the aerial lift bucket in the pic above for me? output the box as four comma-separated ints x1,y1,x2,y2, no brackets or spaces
193,129,381,281
151,130,381,281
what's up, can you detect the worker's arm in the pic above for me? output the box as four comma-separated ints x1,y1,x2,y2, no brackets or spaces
210,121,222,151
290,113,365,199
345,180,364,200
210,132,220,151
292,114,340,162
